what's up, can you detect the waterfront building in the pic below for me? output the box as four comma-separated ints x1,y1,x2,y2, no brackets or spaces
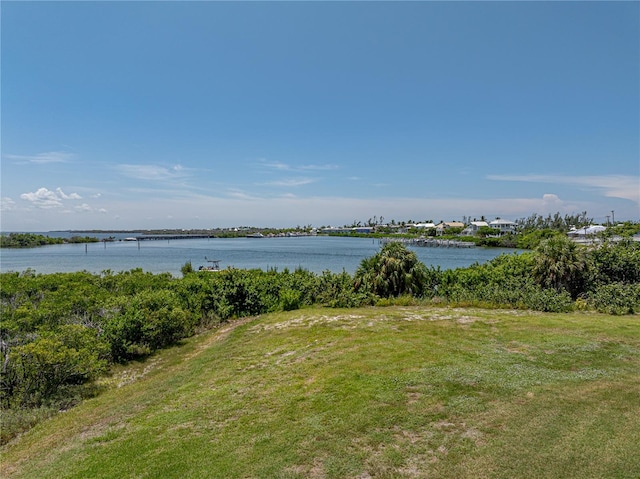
461,221,489,236
489,219,517,235
435,221,465,235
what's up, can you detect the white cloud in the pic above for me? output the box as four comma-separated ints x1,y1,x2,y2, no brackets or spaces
19,187,83,209
486,174,640,204
540,193,565,206
20,188,64,208
5,151,74,164
56,188,82,200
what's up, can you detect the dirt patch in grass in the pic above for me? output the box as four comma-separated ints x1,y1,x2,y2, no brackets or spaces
250,307,494,335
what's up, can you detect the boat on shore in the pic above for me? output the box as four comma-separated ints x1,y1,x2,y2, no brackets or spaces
199,257,221,271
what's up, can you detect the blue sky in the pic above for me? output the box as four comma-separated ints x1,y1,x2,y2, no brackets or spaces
2,1,638,231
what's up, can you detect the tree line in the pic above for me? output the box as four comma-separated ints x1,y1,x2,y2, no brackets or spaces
1,237,639,443
0,233,99,248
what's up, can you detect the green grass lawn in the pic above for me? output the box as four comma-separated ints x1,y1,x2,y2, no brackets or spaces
2,306,639,479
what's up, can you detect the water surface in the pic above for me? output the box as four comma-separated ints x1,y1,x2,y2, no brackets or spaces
0,235,519,276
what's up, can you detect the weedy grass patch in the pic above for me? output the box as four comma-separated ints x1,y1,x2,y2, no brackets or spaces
2,306,639,479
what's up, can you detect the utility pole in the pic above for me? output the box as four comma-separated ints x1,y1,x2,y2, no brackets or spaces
611,210,615,224
605,215,610,226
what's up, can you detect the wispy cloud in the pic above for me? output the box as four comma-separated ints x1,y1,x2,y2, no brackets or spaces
299,164,339,171
264,177,317,187
260,160,290,171
259,159,339,172
0,197,16,211
486,174,640,204
115,164,189,181
5,151,74,164
74,203,107,214
226,188,261,200
20,187,82,208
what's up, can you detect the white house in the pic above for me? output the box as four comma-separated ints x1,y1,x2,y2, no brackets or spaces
412,223,436,230
461,221,489,236
567,225,607,244
567,225,606,237
489,219,517,235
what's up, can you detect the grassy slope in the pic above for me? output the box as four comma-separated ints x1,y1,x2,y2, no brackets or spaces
2,307,639,479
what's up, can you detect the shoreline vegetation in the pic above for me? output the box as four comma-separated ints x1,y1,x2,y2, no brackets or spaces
2,212,639,250
0,233,101,248
1,235,639,448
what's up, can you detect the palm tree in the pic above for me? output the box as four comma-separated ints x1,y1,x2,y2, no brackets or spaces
533,235,588,298
355,242,429,298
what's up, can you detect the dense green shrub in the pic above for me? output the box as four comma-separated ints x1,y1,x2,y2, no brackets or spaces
279,289,302,311
587,283,640,315
0,233,64,248
103,290,194,361
515,229,561,250
478,234,517,248
587,239,640,287
0,233,99,248
99,269,174,296
2,325,108,408
443,277,573,312
314,270,372,308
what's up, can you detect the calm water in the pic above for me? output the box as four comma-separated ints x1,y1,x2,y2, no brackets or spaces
0,235,519,276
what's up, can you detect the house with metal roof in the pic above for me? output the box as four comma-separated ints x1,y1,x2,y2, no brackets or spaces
489,219,517,235
413,222,437,230
461,221,489,236
567,225,607,244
